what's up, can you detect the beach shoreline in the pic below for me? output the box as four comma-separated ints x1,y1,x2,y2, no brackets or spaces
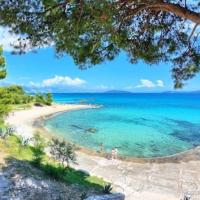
5,104,200,200
5,103,97,138
36,105,200,164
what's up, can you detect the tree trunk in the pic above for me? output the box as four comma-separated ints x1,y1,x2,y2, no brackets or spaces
128,2,200,24
152,2,200,24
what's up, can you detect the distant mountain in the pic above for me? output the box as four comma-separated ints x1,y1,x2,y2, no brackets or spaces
104,90,132,94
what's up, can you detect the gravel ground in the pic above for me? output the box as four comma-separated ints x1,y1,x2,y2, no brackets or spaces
0,159,97,200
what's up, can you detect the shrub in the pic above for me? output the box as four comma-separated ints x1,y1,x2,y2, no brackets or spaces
31,133,46,167
34,102,43,107
17,135,31,153
49,138,77,167
103,183,113,194
45,93,53,106
34,93,53,106
0,104,11,119
0,85,33,121
42,163,66,180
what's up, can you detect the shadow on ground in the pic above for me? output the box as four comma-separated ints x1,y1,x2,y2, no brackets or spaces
0,156,104,200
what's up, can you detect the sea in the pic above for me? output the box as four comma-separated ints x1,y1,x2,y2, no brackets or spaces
44,93,200,158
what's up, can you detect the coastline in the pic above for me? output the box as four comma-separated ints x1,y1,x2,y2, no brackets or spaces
5,103,97,139
5,104,200,200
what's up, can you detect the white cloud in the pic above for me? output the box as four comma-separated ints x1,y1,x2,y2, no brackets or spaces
0,27,20,52
0,26,52,52
28,75,86,89
136,79,155,88
42,75,86,87
156,80,164,87
29,81,41,88
135,79,164,89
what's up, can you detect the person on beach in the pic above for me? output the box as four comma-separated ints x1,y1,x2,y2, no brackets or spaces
111,148,115,159
114,147,118,159
99,143,104,152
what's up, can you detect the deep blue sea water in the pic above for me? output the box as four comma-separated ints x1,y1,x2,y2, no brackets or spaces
44,93,200,158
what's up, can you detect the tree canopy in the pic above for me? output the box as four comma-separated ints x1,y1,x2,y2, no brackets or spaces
0,85,33,124
0,46,6,79
0,0,200,88
35,93,53,106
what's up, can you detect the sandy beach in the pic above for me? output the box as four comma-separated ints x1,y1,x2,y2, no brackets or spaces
5,104,200,200
5,104,96,139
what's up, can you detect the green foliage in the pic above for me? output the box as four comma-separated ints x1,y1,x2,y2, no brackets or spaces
41,163,66,180
0,85,32,105
0,85,33,122
46,93,53,105
34,94,45,106
103,183,113,194
34,93,53,106
0,104,11,118
31,133,46,166
41,163,105,190
0,85,53,125
0,46,6,79
0,126,14,140
0,135,34,161
50,138,77,167
0,1,199,87
0,134,106,191
16,135,31,154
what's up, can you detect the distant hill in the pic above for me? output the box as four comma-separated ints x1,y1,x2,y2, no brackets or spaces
104,90,132,94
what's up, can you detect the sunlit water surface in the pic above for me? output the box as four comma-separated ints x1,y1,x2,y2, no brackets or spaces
44,93,200,158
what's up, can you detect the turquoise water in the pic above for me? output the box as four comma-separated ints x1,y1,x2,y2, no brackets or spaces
44,93,200,158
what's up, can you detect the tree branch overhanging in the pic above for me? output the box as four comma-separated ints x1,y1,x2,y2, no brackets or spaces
125,1,200,24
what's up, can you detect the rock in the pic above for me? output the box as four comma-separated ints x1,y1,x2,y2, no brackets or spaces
0,160,98,200
0,172,10,189
85,193,125,200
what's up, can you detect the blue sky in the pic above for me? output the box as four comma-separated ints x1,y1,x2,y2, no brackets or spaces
0,27,199,93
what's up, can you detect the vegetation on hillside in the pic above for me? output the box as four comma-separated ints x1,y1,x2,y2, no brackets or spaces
0,133,106,191
34,93,53,106
0,85,33,105
0,85,53,126
0,1,199,88
0,85,32,125
50,138,77,168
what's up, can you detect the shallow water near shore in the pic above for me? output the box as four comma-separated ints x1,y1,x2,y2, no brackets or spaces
44,93,200,158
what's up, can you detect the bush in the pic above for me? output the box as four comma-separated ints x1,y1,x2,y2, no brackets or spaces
0,85,33,120
17,136,31,153
34,102,43,107
0,104,11,119
45,93,53,105
41,163,66,180
31,133,46,167
34,93,53,106
103,184,113,194
49,138,77,167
